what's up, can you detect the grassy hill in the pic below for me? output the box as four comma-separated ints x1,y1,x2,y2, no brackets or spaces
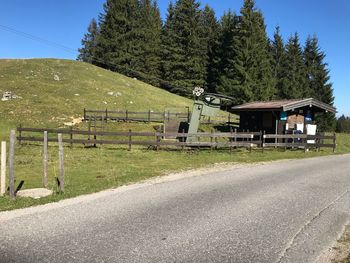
0,59,193,139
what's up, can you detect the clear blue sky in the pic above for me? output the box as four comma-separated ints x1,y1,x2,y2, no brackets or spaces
1,0,349,116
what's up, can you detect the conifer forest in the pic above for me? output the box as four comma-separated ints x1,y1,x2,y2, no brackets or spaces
78,0,336,131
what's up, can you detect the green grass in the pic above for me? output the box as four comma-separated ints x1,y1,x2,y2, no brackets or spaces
0,59,194,140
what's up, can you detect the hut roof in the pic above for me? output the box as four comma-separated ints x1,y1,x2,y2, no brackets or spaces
231,98,336,113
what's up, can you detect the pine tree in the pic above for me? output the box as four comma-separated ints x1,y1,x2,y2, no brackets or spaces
95,0,137,70
304,35,336,131
270,26,286,99
280,33,308,99
252,10,275,101
144,1,162,78
161,2,183,93
214,11,239,97
161,0,207,95
129,0,162,79
77,18,99,63
217,0,274,104
199,5,220,92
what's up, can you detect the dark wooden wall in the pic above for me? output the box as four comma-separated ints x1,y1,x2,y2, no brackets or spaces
239,111,277,134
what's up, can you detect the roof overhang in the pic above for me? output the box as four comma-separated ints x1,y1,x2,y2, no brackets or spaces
231,98,336,114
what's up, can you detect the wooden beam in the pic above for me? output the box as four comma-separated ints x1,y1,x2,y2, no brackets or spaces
9,130,16,199
43,131,48,188
58,134,65,192
0,141,6,196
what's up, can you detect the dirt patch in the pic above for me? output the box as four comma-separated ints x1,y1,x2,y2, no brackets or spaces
64,116,83,126
316,224,350,263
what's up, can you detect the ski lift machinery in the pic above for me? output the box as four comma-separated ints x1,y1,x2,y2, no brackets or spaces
187,87,233,143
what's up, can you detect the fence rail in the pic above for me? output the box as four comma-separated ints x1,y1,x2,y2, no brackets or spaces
83,108,236,124
16,126,336,152
262,132,336,152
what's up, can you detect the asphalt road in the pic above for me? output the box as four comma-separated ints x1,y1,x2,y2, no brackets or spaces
1,155,350,263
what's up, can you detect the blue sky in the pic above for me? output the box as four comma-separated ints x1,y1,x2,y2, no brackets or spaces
0,0,349,116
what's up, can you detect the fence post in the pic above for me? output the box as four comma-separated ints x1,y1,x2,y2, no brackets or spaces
304,135,308,153
128,129,132,151
1,141,6,196
228,113,231,124
155,129,160,151
84,108,86,120
18,124,22,145
43,131,48,188
284,130,287,152
70,126,73,148
262,131,265,153
148,110,151,123
333,132,336,153
105,108,108,123
234,128,237,149
182,129,185,151
229,127,233,154
93,116,97,147
88,118,91,142
275,119,278,147
58,134,65,192
126,110,128,121
9,130,16,199
258,130,262,150
249,134,252,153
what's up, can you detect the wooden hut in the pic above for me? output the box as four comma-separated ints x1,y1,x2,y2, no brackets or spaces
231,98,336,134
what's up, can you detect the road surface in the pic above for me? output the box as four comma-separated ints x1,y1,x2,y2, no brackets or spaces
1,155,350,263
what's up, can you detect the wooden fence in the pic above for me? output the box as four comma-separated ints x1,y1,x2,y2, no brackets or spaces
17,126,260,151
262,133,336,152
16,126,336,152
83,108,236,125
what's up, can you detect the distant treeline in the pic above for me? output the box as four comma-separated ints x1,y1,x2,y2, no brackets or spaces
78,0,335,131
336,115,350,133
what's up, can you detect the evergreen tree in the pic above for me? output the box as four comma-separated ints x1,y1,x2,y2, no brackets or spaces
161,2,183,93
78,0,337,116
217,0,275,105
94,0,137,70
280,33,308,99
252,10,275,100
129,0,162,78
199,5,220,92
304,35,336,131
213,11,238,96
161,0,207,95
270,26,286,99
77,18,99,63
